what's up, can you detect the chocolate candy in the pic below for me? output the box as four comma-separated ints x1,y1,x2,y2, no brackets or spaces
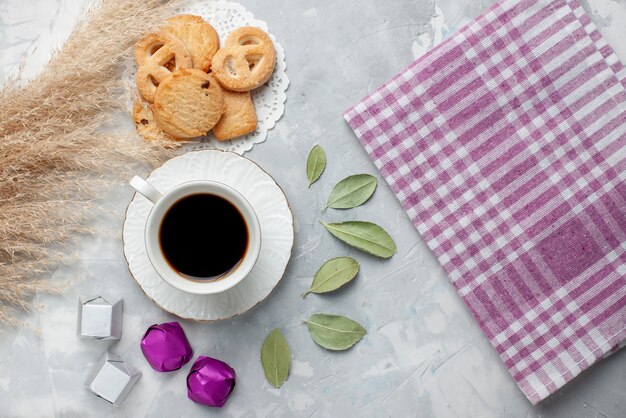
140,322,193,372
186,356,236,407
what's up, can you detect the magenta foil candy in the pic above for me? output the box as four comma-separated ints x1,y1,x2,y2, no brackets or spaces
186,356,236,407
140,322,193,372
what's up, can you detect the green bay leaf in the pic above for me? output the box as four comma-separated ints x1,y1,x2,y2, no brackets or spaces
260,329,291,388
303,257,359,298
306,145,326,187
326,174,377,209
305,313,366,350
321,221,397,258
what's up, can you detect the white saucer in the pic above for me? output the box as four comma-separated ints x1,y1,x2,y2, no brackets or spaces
122,150,294,321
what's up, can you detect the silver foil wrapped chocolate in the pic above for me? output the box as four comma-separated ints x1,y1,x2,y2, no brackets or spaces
77,296,123,340
85,351,141,405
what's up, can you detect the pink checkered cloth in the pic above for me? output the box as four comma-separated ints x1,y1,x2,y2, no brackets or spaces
344,0,626,404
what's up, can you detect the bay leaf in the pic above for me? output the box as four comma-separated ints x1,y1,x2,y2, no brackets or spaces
305,313,366,350
303,257,359,298
260,329,291,388
306,145,326,187
326,174,377,209
321,221,397,258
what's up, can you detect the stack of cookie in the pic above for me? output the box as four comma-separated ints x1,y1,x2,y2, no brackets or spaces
133,15,276,141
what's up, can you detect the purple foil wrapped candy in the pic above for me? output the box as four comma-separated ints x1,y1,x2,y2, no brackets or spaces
140,322,193,372
186,356,236,407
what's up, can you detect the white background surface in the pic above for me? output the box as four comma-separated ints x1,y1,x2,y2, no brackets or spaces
0,0,625,416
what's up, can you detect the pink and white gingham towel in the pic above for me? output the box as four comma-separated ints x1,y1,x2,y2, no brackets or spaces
344,0,626,404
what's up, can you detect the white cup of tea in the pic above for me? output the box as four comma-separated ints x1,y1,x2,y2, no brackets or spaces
129,176,262,295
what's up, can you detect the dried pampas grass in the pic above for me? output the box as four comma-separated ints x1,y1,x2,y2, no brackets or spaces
0,0,179,326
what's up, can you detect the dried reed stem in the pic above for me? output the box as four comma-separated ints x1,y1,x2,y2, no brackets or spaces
0,0,179,326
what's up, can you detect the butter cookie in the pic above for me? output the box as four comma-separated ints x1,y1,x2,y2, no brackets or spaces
164,14,220,72
152,69,224,139
213,90,257,140
135,32,192,103
132,99,170,141
211,26,275,92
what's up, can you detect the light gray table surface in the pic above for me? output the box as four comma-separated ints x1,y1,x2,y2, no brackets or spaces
1,0,625,417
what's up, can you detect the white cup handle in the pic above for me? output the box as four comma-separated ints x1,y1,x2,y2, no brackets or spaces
130,175,162,204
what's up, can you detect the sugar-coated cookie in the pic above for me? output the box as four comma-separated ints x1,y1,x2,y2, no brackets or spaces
152,69,224,139
213,90,257,140
211,26,276,92
164,15,220,72
135,32,192,103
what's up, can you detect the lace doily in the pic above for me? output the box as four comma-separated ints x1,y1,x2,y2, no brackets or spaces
122,1,288,154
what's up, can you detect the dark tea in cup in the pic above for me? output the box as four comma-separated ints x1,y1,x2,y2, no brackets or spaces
159,193,249,279
130,176,261,295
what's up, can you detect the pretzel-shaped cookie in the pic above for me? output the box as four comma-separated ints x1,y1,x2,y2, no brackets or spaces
211,27,276,92
135,32,192,103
